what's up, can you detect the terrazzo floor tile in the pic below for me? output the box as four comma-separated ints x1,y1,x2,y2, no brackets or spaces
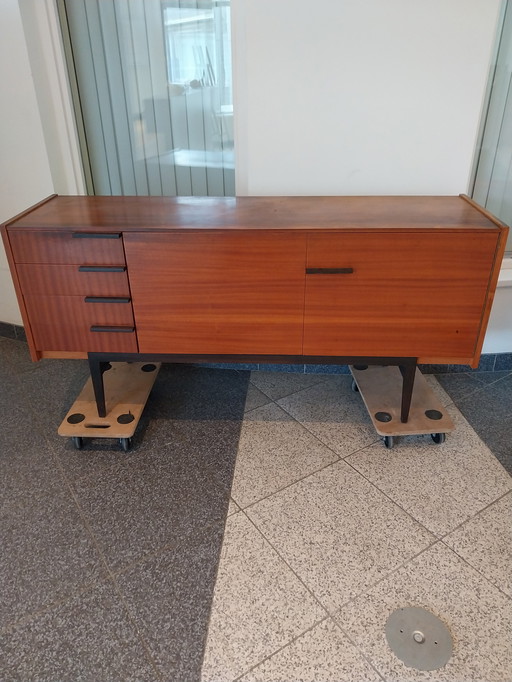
443,491,512,597
227,498,240,516
0,378,60,510
243,382,272,412
238,618,382,682
1,475,105,630
246,460,435,613
116,527,225,682
249,370,327,401
277,375,378,457
0,581,158,681
200,512,326,681
445,372,512,474
436,370,512,403
334,542,512,682
231,402,338,508
422,373,453,406
346,404,512,537
71,442,233,572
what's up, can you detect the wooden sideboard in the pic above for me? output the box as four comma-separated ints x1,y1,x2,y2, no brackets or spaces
1,194,508,420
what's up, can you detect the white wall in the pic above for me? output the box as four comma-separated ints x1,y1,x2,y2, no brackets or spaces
233,0,502,196
0,0,54,325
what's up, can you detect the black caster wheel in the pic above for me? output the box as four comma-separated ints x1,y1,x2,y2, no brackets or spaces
431,432,446,444
71,436,83,450
119,437,132,452
351,379,359,393
383,435,394,449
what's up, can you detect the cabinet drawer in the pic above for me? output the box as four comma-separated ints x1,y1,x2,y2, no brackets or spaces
24,295,136,353
16,263,130,297
8,230,125,265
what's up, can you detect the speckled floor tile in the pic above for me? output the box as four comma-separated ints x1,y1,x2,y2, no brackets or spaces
116,527,225,681
443,492,512,597
200,513,325,681
346,404,512,537
422,373,453,406
239,618,381,681
334,542,512,682
0,381,59,512
1,479,105,630
0,337,40,374
244,382,272,411
249,370,327,401
228,498,240,516
72,443,233,572
246,460,435,612
436,370,512,403
277,375,378,457
231,402,338,508
0,581,158,681
448,372,512,474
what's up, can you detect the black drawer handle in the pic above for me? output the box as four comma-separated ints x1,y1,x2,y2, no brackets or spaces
90,326,135,333
85,297,131,304
73,232,121,239
79,266,126,273
306,267,354,274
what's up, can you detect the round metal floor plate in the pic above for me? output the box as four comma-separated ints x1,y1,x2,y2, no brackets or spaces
385,607,453,671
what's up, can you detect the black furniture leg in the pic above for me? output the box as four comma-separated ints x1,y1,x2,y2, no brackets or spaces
88,355,111,418
399,360,417,423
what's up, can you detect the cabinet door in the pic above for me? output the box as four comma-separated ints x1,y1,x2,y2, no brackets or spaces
304,231,499,359
124,231,306,354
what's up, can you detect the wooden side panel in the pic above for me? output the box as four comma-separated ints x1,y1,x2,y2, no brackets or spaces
124,231,306,354
304,231,500,358
16,264,130,297
8,230,125,265
24,296,137,353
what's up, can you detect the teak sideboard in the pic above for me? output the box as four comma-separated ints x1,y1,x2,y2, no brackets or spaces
1,194,508,422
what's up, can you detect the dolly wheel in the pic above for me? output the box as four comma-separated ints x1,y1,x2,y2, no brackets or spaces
71,436,83,450
431,432,446,444
351,379,359,393
383,435,394,449
119,437,132,452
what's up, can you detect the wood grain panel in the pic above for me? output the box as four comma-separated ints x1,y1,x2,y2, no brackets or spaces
304,231,500,358
9,230,125,264
24,296,136,353
5,194,505,232
124,231,306,354
16,264,130,297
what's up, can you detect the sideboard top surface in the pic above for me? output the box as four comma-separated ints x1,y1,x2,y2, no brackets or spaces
3,194,506,233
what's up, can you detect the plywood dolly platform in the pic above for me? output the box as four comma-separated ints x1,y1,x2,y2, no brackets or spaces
349,364,454,448
58,362,161,451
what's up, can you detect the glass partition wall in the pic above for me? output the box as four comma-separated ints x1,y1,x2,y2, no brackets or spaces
58,0,234,196
472,0,512,252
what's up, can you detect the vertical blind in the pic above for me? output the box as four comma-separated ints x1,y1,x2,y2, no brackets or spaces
59,0,234,196
472,1,512,251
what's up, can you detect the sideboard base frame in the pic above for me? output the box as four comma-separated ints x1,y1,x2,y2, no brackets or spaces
88,352,418,423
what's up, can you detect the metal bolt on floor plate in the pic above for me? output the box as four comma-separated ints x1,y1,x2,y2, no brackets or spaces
385,607,453,671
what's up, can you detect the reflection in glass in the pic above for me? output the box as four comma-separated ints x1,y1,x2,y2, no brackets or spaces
61,0,234,196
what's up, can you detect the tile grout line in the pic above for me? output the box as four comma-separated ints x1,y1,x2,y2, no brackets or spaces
246,391,441,542
231,612,386,682
237,507,411,682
